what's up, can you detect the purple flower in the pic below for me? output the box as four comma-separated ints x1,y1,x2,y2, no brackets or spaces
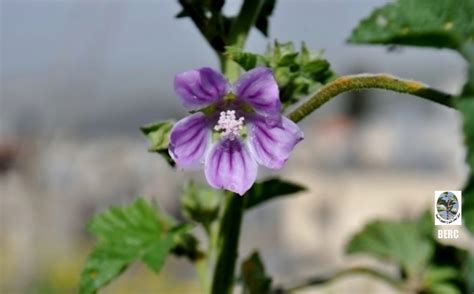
169,67,303,195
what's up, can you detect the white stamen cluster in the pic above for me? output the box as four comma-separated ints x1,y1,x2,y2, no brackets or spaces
214,110,245,141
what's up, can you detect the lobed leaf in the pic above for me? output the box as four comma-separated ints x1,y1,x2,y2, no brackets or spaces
348,0,474,50
341,213,469,292
79,198,191,294
346,220,433,278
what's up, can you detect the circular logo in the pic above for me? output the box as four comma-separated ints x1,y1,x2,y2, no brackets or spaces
436,192,460,224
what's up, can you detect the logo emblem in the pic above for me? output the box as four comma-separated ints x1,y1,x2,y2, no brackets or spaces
434,191,462,225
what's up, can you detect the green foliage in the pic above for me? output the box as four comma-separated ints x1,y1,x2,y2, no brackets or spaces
349,0,474,236
466,255,474,293
182,182,223,229
461,43,474,96
176,0,225,18
457,99,474,233
348,0,474,51
225,46,268,71
459,44,474,235
140,120,175,167
226,41,335,109
79,198,193,294
346,214,470,293
254,0,276,37
176,0,277,52
240,251,272,294
346,219,433,278
245,177,306,210
176,0,230,52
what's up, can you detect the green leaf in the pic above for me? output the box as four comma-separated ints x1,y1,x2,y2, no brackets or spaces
176,0,225,18
457,99,474,234
254,0,276,37
465,255,474,293
79,198,184,294
181,182,223,228
225,46,267,71
140,120,173,151
424,283,462,294
422,267,458,287
140,120,175,167
79,248,130,294
458,43,474,237
346,219,433,278
461,42,474,96
271,41,295,64
348,0,474,51
245,178,306,210
240,251,272,294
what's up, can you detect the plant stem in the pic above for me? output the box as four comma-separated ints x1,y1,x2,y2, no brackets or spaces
210,193,246,294
287,74,454,123
194,257,210,293
219,53,241,83
280,266,404,293
229,0,265,48
204,3,265,291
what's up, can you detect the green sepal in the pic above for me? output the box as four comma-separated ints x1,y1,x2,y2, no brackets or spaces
240,251,272,294
140,120,175,167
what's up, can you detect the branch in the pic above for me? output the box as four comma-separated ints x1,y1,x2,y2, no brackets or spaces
287,74,454,123
277,266,404,293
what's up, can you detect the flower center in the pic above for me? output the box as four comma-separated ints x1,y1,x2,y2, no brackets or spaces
214,110,245,141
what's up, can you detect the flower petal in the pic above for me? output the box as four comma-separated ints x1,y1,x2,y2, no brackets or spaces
247,116,303,169
204,139,258,196
174,67,229,110
169,113,211,168
234,67,281,120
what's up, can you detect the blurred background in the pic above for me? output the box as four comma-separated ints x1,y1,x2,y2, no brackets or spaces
1,0,473,293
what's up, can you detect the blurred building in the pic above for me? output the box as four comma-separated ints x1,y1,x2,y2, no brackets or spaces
1,0,471,293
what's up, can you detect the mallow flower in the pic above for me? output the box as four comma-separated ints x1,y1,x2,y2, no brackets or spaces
169,67,303,195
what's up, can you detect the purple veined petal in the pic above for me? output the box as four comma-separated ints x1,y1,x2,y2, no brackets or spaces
169,112,212,168
204,139,258,196
234,67,281,123
174,67,230,110
247,116,304,169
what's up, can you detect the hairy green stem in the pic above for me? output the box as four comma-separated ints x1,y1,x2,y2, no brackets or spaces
210,193,245,294
204,2,267,291
281,266,404,293
194,257,210,293
205,46,249,294
288,74,454,123
219,53,241,83
218,0,265,82
229,0,265,48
